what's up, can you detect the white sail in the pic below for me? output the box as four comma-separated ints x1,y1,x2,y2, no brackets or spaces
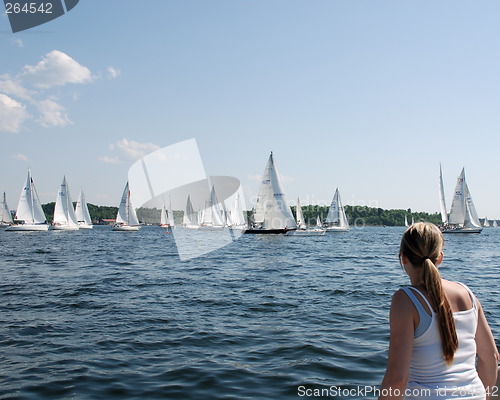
15,169,47,225
226,189,246,227
404,215,409,227
168,196,175,227
75,190,93,228
53,176,79,229
201,186,225,227
438,164,448,225
295,198,306,229
182,195,198,227
316,215,322,227
483,217,490,228
160,204,168,226
325,188,349,230
116,182,140,226
252,152,295,230
493,220,498,228
448,168,466,225
463,184,481,228
1,192,13,225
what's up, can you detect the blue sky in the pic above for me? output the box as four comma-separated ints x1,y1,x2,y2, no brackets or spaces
1,1,500,218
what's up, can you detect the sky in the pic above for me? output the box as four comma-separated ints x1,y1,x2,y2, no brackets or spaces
1,1,500,218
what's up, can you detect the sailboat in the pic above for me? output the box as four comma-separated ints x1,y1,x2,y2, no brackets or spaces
404,215,409,227
483,217,490,228
160,204,169,228
52,176,79,230
1,192,13,227
75,190,93,229
439,166,482,234
245,152,296,234
199,186,225,230
226,190,247,230
6,170,49,231
112,182,140,231
324,188,349,232
285,198,325,236
493,220,498,228
182,195,199,229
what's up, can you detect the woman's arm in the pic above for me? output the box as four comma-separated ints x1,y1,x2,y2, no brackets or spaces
379,289,416,400
475,298,499,400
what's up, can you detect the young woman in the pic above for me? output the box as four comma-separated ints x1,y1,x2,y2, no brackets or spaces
379,223,498,400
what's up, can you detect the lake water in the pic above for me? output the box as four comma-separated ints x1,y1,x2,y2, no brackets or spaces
1,226,499,399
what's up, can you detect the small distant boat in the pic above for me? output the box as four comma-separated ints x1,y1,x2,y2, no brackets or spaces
404,215,409,227
285,198,326,236
439,165,482,234
324,188,349,232
245,152,296,234
52,176,79,231
112,182,140,231
1,192,13,227
226,190,247,230
483,217,490,228
493,220,499,228
6,170,49,231
75,190,93,229
182,195,199,229
160,204,169,228
199,186,225,230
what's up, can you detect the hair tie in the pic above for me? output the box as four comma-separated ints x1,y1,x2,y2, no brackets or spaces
422,256,430,261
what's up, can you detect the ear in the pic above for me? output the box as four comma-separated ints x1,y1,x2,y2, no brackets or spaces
435,251,444,266
400,252,409,265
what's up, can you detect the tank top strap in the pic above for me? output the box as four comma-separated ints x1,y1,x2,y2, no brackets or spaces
401,287,433,315
456,282,477,309
407,286,434,313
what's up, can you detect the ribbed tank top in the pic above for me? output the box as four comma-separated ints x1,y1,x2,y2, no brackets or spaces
402,284,486,400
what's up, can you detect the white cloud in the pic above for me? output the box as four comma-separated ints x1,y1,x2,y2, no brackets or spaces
11,153,31,162
107,66,120,79
36,97,73,127
111,138,160,160
21,50,93,89
102,138,161,163
11,38,24,48
0,94,30,133
99,155,120,164
0,74,34,100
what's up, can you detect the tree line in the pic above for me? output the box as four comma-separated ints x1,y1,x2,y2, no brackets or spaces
40,202,441,226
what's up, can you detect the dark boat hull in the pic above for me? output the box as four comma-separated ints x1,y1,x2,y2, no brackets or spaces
244,228,293,234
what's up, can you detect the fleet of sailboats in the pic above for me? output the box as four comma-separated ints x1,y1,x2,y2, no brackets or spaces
439,165,482,234
2,162,498,236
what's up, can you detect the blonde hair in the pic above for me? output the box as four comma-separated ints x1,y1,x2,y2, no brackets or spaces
400,222,458,365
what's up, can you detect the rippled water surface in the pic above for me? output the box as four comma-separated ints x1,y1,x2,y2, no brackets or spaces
1,226,499,399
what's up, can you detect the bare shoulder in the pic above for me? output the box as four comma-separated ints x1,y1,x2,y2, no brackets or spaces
391,289,416,312
442,279,474,312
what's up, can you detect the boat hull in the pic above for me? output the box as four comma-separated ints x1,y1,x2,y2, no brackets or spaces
112,224,140,232
6,224,49,231
244,228,294,234
441,227,482,234
285,229,326,236
52,224,79,231
78,224,93,230
325,227,349,232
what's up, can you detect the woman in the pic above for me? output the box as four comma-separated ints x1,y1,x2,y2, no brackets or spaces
379,223,498,400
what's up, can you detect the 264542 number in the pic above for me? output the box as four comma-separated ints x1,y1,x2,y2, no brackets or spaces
5,2,53,14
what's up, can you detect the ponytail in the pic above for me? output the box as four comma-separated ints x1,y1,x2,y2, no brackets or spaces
421,258,458,365
400,223,458,365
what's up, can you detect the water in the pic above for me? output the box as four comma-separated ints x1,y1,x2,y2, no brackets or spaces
1,227,499,399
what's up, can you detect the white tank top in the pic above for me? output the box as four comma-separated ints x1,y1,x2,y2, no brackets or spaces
404,284,486,400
